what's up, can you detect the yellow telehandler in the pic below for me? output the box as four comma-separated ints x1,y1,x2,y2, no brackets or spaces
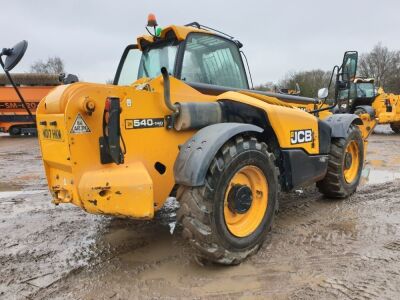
2,16,375,265
335,51,400,133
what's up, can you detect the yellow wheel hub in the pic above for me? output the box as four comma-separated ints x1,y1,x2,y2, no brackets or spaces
223,166,268,238
344,140,360,183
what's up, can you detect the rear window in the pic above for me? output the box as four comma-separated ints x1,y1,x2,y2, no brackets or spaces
181,34,248,89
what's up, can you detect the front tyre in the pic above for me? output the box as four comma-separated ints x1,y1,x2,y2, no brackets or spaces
317,124,364,198
177,136,279,265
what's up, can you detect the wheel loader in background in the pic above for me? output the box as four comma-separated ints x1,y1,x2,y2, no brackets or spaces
3,16,375,265
334,51,400,133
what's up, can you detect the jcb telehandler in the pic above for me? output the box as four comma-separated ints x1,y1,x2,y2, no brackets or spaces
3,16,375,265
334,51,400,133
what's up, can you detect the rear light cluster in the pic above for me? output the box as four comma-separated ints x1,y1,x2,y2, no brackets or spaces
100,97,124,165
104,97,121,123
105,97,112,112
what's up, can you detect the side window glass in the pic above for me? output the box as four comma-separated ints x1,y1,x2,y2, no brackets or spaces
181,34,248,89
181,51,205,83
138,44,178,79
115,46,141,85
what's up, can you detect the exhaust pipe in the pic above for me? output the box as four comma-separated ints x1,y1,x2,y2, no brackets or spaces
160,67,223,131
160,67,178,113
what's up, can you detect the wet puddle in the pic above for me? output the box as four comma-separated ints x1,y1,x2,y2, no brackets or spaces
0,182,22,192
361,168,400,185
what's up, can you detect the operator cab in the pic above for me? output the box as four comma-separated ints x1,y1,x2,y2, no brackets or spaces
338,78,376,112
352,78,376,106
114,25,250,92
114,20,321,107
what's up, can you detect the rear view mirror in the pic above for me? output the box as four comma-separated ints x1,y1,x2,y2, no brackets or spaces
318,88,329,99
1,40,28,71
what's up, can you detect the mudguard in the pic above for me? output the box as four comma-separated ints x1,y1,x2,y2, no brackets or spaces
355,105,375,118
324,114,363,138
174,123,263,187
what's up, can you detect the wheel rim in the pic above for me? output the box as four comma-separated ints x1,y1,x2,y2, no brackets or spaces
343,140,360,183
223,166,268,238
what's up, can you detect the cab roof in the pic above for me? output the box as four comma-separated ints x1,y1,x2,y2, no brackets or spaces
137,25,221,50
354,78,375,83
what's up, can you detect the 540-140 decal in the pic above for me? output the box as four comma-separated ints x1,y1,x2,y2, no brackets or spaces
125,118,165,129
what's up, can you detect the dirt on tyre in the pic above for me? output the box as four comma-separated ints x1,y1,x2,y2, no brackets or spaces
177,135,279,265
390,123,400,134
317,124,364,198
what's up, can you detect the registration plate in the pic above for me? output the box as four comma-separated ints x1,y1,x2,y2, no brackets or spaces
42,128,63,141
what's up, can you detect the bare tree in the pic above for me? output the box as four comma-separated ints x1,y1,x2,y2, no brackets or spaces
30,57,65,74
254,81,276,92
279,69,331,98
358,43,400,93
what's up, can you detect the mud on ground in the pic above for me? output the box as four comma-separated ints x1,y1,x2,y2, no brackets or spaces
0,126,399,299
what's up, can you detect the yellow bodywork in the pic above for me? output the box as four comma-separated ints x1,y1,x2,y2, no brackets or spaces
137,25,209,50
372,88,400,125
37,75,327,219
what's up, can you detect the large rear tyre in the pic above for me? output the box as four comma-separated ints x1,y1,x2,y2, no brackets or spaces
390,123,400,134
177,136,279,265
317,124,364,198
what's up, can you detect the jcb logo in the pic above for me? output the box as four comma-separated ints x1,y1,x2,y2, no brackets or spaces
291,129,313,145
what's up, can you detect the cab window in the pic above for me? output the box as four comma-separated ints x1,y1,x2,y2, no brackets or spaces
356,82,375,98
115,42,178,86
115,45,141,85
138,41,178,79
181,33,248,89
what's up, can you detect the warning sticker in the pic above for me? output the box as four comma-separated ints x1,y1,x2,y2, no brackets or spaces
70,114,91,134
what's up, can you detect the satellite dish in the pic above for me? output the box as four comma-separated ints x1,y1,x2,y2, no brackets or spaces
2,40,28,71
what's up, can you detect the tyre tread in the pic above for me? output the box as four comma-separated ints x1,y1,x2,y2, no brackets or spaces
177,135,280,265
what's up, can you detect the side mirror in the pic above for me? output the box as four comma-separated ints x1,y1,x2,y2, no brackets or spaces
318,88,329,99
1,40,28,71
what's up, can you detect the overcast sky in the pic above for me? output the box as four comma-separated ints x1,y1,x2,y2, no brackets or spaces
2,0,400,86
